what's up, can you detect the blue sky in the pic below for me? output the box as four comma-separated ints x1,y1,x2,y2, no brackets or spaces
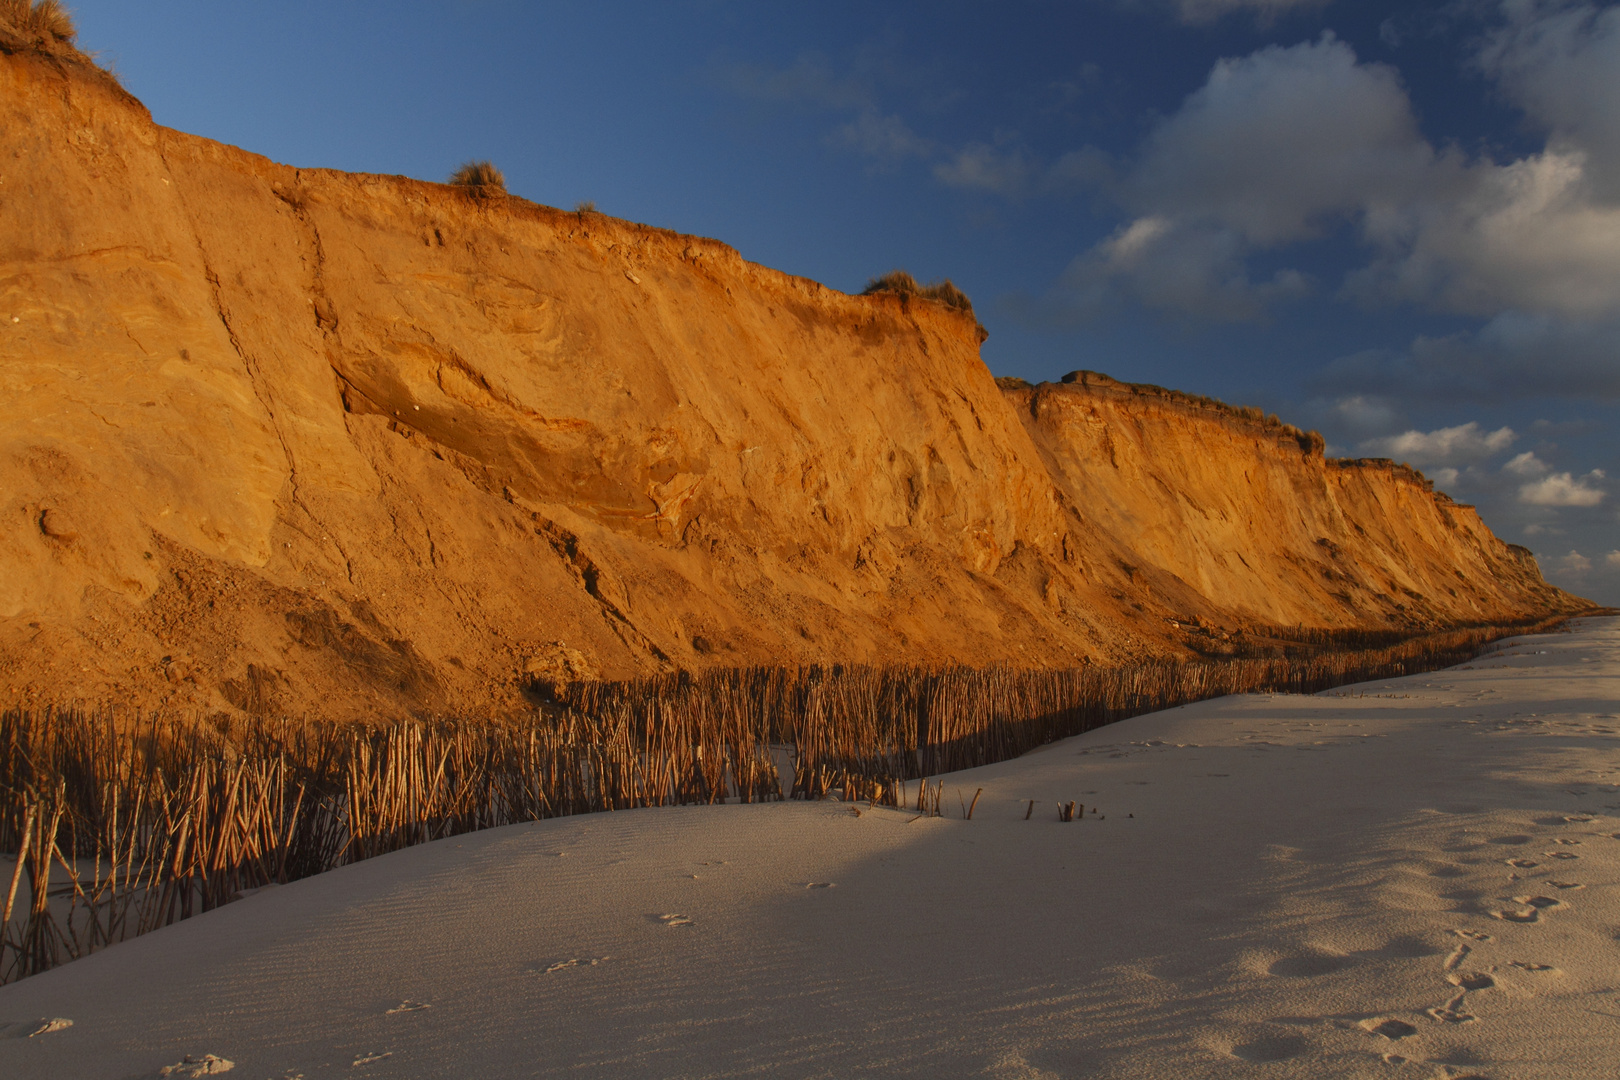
70,0,1620,604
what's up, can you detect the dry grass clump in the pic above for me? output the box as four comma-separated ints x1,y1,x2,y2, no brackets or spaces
0,0,75,40
862,270,976,316
447,160,506,196
0,615,1565,983
862,270,988,342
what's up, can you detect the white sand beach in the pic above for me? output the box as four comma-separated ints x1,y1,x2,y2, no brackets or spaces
2,618,1617,1079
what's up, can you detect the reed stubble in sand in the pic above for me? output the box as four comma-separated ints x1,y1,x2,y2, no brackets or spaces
0,618,1570,982
1,617,1616,1078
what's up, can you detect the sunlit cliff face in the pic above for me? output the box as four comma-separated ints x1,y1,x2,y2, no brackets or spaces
0,29,1586,720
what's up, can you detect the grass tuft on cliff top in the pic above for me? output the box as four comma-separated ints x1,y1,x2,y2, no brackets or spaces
1,0,75,40
863,270,989,343
448,160,507,197
861,270,976,316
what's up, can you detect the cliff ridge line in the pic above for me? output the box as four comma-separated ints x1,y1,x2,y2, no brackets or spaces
0,41,1589,720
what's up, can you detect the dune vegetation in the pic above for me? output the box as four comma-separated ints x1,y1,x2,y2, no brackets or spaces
0,0,74,41
0,617,1567,983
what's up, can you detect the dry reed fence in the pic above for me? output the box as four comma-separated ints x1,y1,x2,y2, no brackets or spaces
0,617,1565,983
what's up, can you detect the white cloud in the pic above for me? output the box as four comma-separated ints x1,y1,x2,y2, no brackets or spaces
1359,421,1516,465
1431,467,1461,487
934,143,1036,195
1478,1,1620,198
1347,147,1620,318
1556,549,1593,573
1026,34,1424,320
1519,470,1606,506
935,143,1115,197
1313,312,1620,403
1329,394,1400,434
1504,451,1551,478
1052,216,1311,323
1032,8,1620,340
1606,550,1620,568
1127,35,1433,247
834,110,933,163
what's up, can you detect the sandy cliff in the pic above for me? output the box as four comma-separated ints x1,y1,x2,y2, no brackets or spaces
0,33,1585,719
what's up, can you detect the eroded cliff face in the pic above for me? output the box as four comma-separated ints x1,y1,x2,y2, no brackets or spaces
0,37,1585,719
1005,372,1561,633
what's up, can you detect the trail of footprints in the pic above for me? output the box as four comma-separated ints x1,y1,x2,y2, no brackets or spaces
1259,810,1605,1073
1417,815,1591,1052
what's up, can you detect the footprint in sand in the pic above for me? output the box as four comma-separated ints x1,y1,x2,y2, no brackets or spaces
1494,907,1541,923
1509,961,1556,971
0,1018,72,1039
1546,880,1585,890
541,958,605,973
156,1056,235,1077
1447,971,1496,991
1361,1018,1418,1040
352,1052,392,1067
1425,995,1478,1024
1554,839,1582,846
385,1000,430,1014
1513,895,1564,910
1505,859,1539,868
1228,1034,1310,1062
1267,953,1352,977
1443,944,1471,971
1453,929,1494,941
805,882,835,889
1489,834,1532,845
1378,935,1443,958
1545,851,1580,860
658,913,695,927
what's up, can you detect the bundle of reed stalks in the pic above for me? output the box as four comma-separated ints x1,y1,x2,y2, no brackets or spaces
0,615,1566,983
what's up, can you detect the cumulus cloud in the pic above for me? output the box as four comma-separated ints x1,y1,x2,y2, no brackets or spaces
1034,7,1620,340
934,143,1037,195
1038,34,1437,320
1126,36,1433,248
1313,311,1620,403
1519,469,1606,506
1607,550,1620,568
1555,550,1593,573
1346,147,1620,318
1359,421,1516,465
1504,451,1551,478
934,143,1115,198
1050,216,1311,323
833,110,933,163
1478,1,1620,199
1327,394,1401,435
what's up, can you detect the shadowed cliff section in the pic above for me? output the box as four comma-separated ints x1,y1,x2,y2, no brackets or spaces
0,33,1587,720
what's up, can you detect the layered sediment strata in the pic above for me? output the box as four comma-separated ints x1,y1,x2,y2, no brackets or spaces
0,31,1585,719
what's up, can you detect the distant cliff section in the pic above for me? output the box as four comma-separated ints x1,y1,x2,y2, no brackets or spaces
0,32,1587,719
